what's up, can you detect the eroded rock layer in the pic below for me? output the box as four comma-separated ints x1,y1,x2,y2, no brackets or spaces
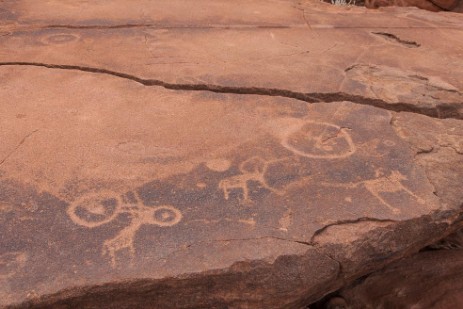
330,234,463,308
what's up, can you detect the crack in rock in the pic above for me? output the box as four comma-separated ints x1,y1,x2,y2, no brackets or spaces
308,217,398,245
11,24,296,31
207,236,314,246
0,62,462,120
428,0,461,11
0,129,38,167
372,32,421,48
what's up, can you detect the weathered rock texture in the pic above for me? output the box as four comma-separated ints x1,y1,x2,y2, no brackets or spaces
324,230,463,308
365,0,463,13
0,1,462,308
324,0,463,13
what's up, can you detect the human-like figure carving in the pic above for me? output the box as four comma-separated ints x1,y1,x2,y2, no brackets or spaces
68,191,182,267
219,156,282,202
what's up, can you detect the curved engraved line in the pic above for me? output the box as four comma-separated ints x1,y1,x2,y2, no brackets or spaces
67,191,122,228
42,33,81,45
149,205,183,227
281,121,356,159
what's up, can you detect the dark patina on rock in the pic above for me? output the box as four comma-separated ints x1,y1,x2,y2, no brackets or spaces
1,1,463,308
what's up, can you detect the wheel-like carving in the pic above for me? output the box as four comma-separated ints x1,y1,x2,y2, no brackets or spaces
281,121,356,159
148,205,183,227
67,191,122,228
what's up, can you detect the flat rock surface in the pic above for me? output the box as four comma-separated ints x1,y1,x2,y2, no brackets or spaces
1,1,463,117
0,1,463,308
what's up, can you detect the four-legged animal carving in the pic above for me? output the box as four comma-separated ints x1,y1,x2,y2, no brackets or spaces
219,156,281,202
321,170,425,214
362,170,425,214
66,119,424,268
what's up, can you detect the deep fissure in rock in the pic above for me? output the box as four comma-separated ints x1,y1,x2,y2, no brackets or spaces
372,32,421,48
1,61,461,120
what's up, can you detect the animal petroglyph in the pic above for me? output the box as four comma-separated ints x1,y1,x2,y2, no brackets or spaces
322,170,425,214
68,191,182,267
363,171,425,214
219,156,282,202
0,252,27,279
281,121,356,159
102,204,181,266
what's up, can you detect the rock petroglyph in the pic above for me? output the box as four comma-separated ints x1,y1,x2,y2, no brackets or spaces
68,191,182,266
220,120,358,202
321,170,425,214
2,1,463,306
280,120,356,159
219,156,283,202
206,158,232,172
42,33,81,45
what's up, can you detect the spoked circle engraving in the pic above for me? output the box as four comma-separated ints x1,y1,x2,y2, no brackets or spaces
281,121,356,159
67,191,121,228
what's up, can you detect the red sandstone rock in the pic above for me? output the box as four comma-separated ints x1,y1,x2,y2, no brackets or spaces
334,248,463,308
0,1,462,308
365,0,463,12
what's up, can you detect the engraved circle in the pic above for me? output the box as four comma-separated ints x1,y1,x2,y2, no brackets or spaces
383,140,396,146
149,205,182,227
44,33,80,44
206,159,231,172
281,121,356,159
67,191,122,228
